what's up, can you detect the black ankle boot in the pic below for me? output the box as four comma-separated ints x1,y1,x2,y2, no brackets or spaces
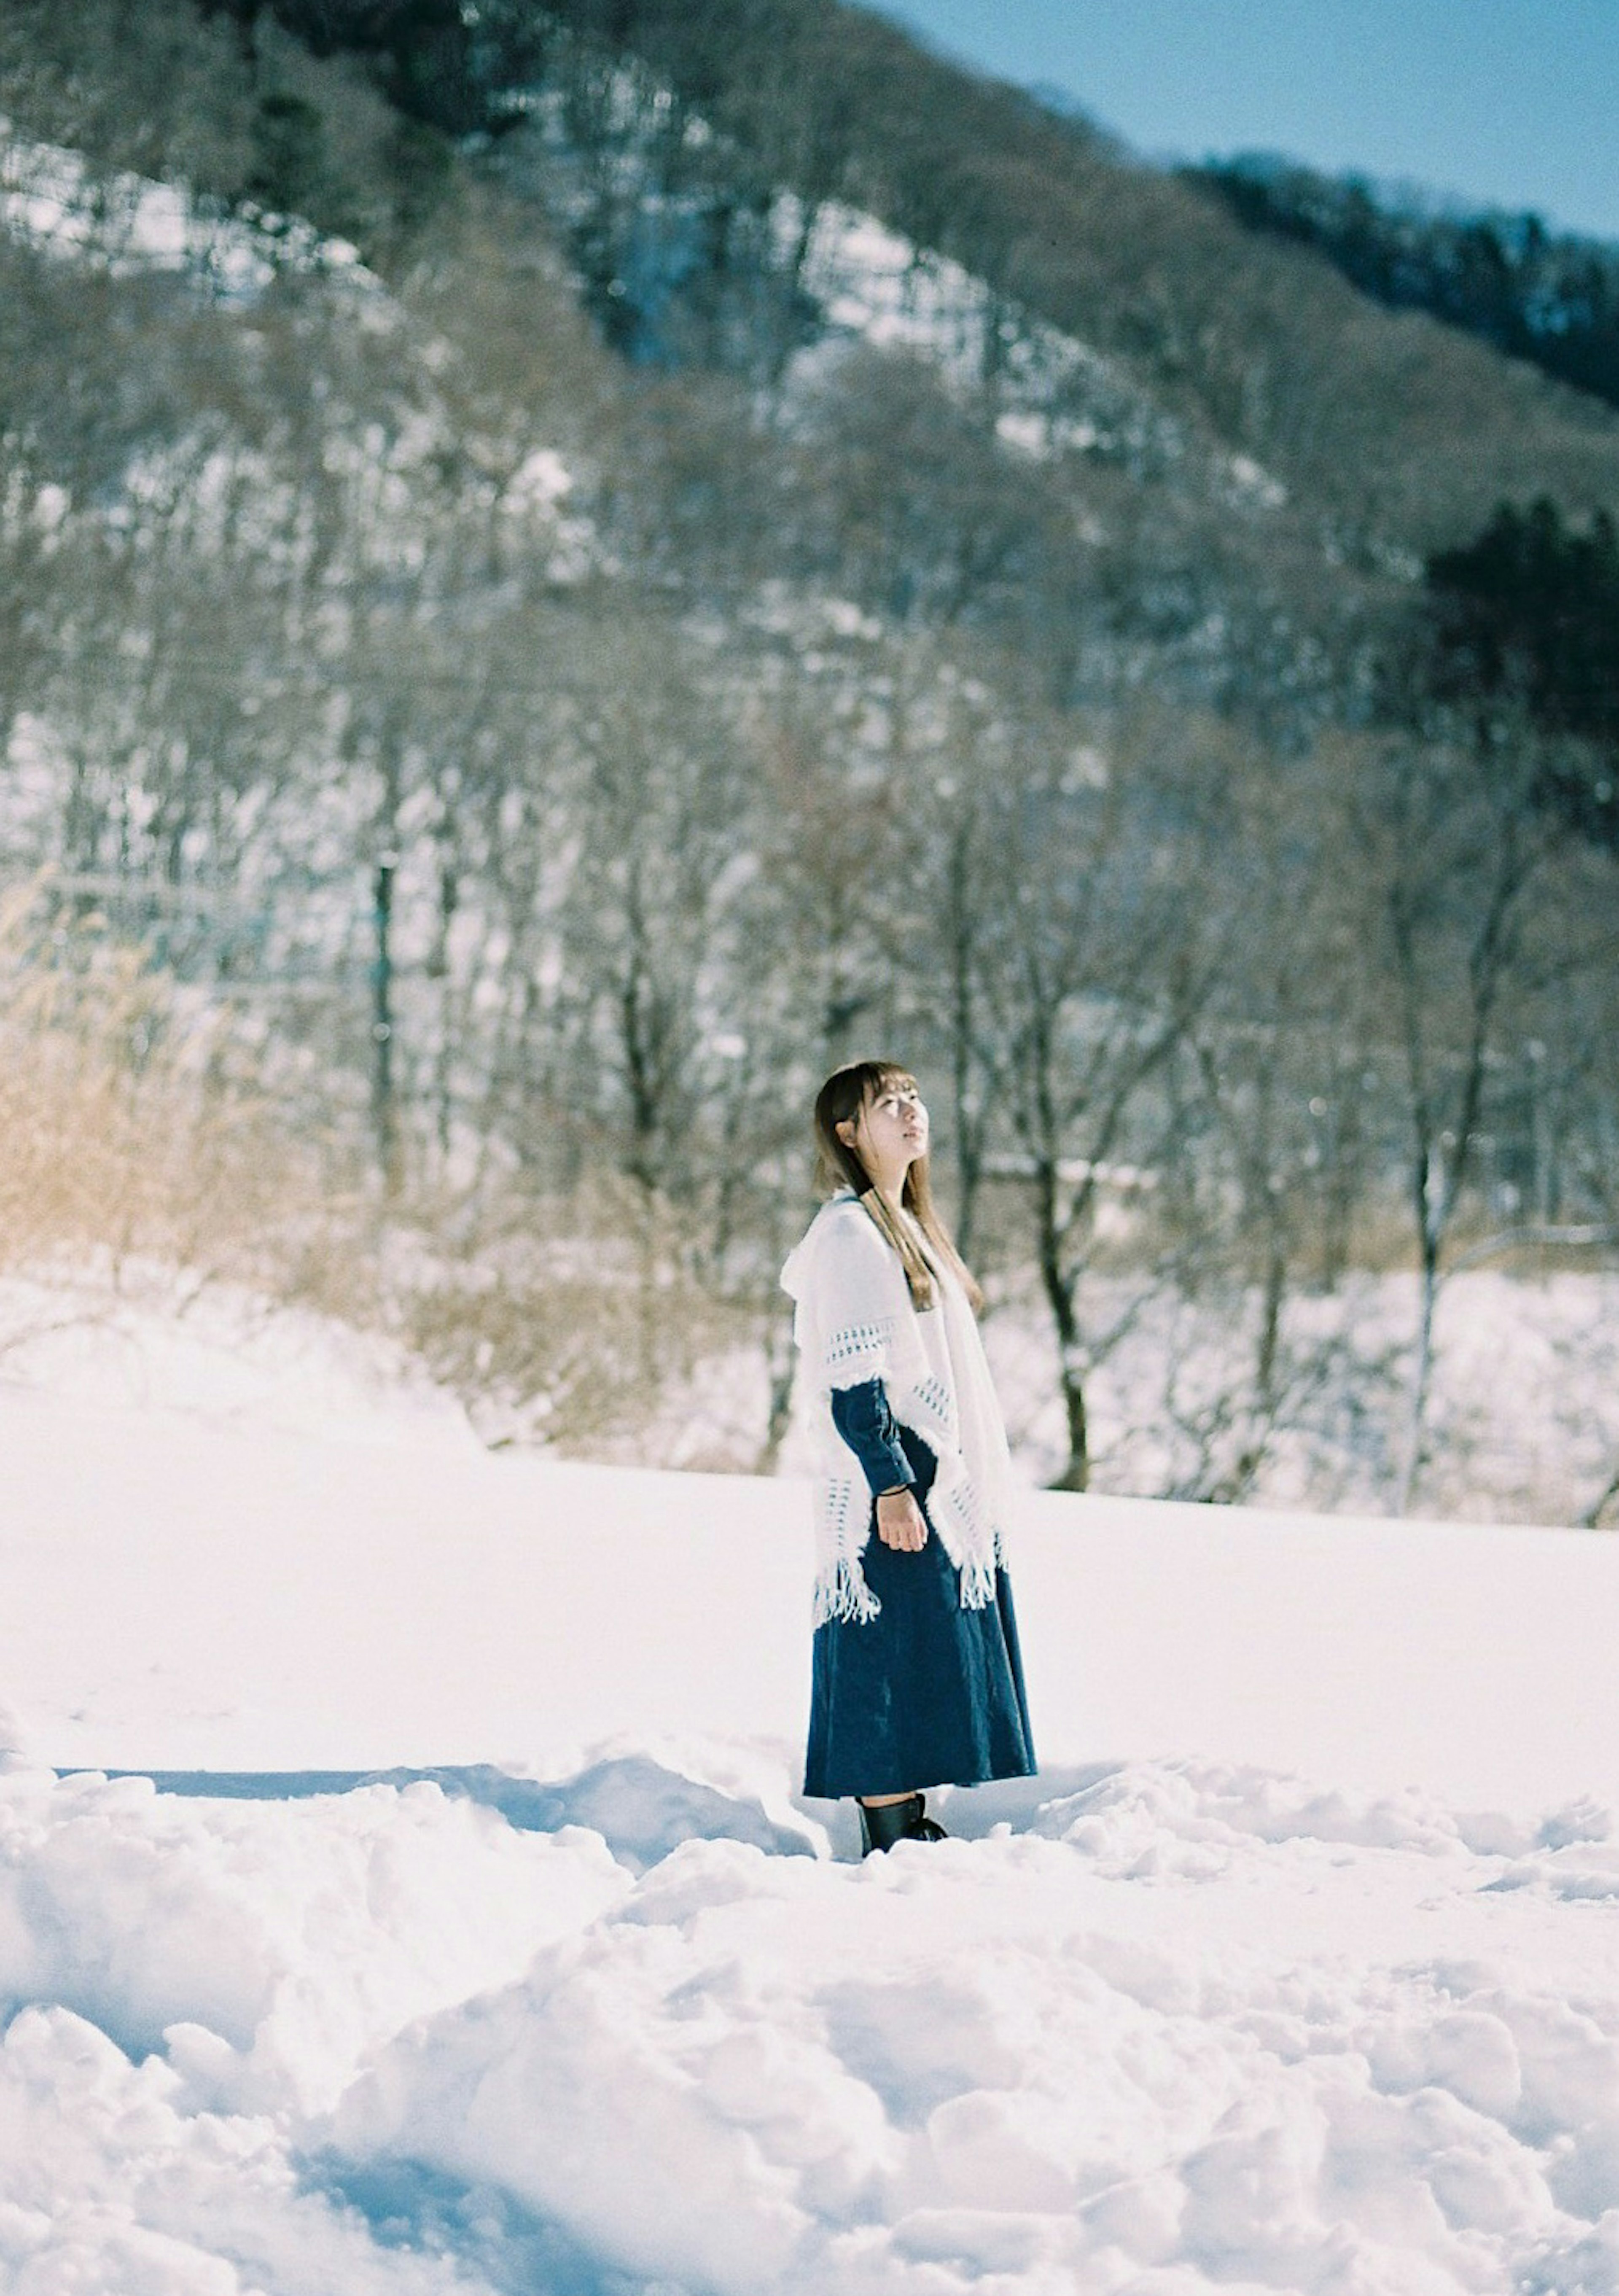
858,1794,949,1856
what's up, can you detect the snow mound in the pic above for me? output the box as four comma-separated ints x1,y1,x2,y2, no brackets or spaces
327,1770,1619,2294
2,1754,1619,2292
0,1764,627,2118
1030,1757,1490,1872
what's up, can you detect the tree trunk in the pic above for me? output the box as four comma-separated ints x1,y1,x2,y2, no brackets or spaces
371,852,399,1191
759,1319,797,1473
947,822,982,1257
1256,1229,1286,1408
1053,1351,1090,1493
1398,1186,1442,1515
1034,1160,1089,1489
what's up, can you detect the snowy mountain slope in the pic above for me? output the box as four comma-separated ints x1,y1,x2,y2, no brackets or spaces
5,1291,1619,2290
0,110,363,298
769,194,1291,519
514,68,1292,541
448,0,1619,605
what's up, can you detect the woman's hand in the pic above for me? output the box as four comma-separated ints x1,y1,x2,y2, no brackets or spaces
875,1488,928,1552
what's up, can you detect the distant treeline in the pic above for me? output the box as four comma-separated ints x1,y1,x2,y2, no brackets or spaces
1194,155,1619,413
194,0,1619,569
232,2,1619,425
1423,498,1619,848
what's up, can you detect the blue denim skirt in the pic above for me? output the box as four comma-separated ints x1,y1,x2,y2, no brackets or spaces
803,1427,1037,1800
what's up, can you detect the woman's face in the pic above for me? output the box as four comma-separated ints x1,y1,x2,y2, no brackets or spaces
839,1076,928,1182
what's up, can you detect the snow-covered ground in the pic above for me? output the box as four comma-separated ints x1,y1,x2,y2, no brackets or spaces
986,1267,1619,1530
613,1261,1619,1532
4,1285,1619,2293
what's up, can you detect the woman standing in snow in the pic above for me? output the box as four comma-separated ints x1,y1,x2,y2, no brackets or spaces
781,1060,1035,1855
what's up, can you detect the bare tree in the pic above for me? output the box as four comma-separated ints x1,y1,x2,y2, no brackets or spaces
1329,723,1557,1510
968,713,1228,1488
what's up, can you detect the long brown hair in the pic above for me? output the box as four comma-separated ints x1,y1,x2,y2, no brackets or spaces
812,1059,984,1314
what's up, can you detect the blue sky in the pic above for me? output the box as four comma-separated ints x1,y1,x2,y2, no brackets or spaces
863,1,1619,240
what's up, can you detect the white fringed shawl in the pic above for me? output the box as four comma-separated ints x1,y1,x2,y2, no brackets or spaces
780,1192,1017,1625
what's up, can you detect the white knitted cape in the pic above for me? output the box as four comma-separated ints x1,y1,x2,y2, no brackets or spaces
780,1192,1016,1625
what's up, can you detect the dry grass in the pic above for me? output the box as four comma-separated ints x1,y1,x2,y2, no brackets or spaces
0,879,325,1283
0,880,762,1454
393,1176,761,1458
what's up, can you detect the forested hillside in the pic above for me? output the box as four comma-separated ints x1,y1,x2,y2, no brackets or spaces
1195,153,1619,414
250,0,1619,549
2,0,1617,1518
